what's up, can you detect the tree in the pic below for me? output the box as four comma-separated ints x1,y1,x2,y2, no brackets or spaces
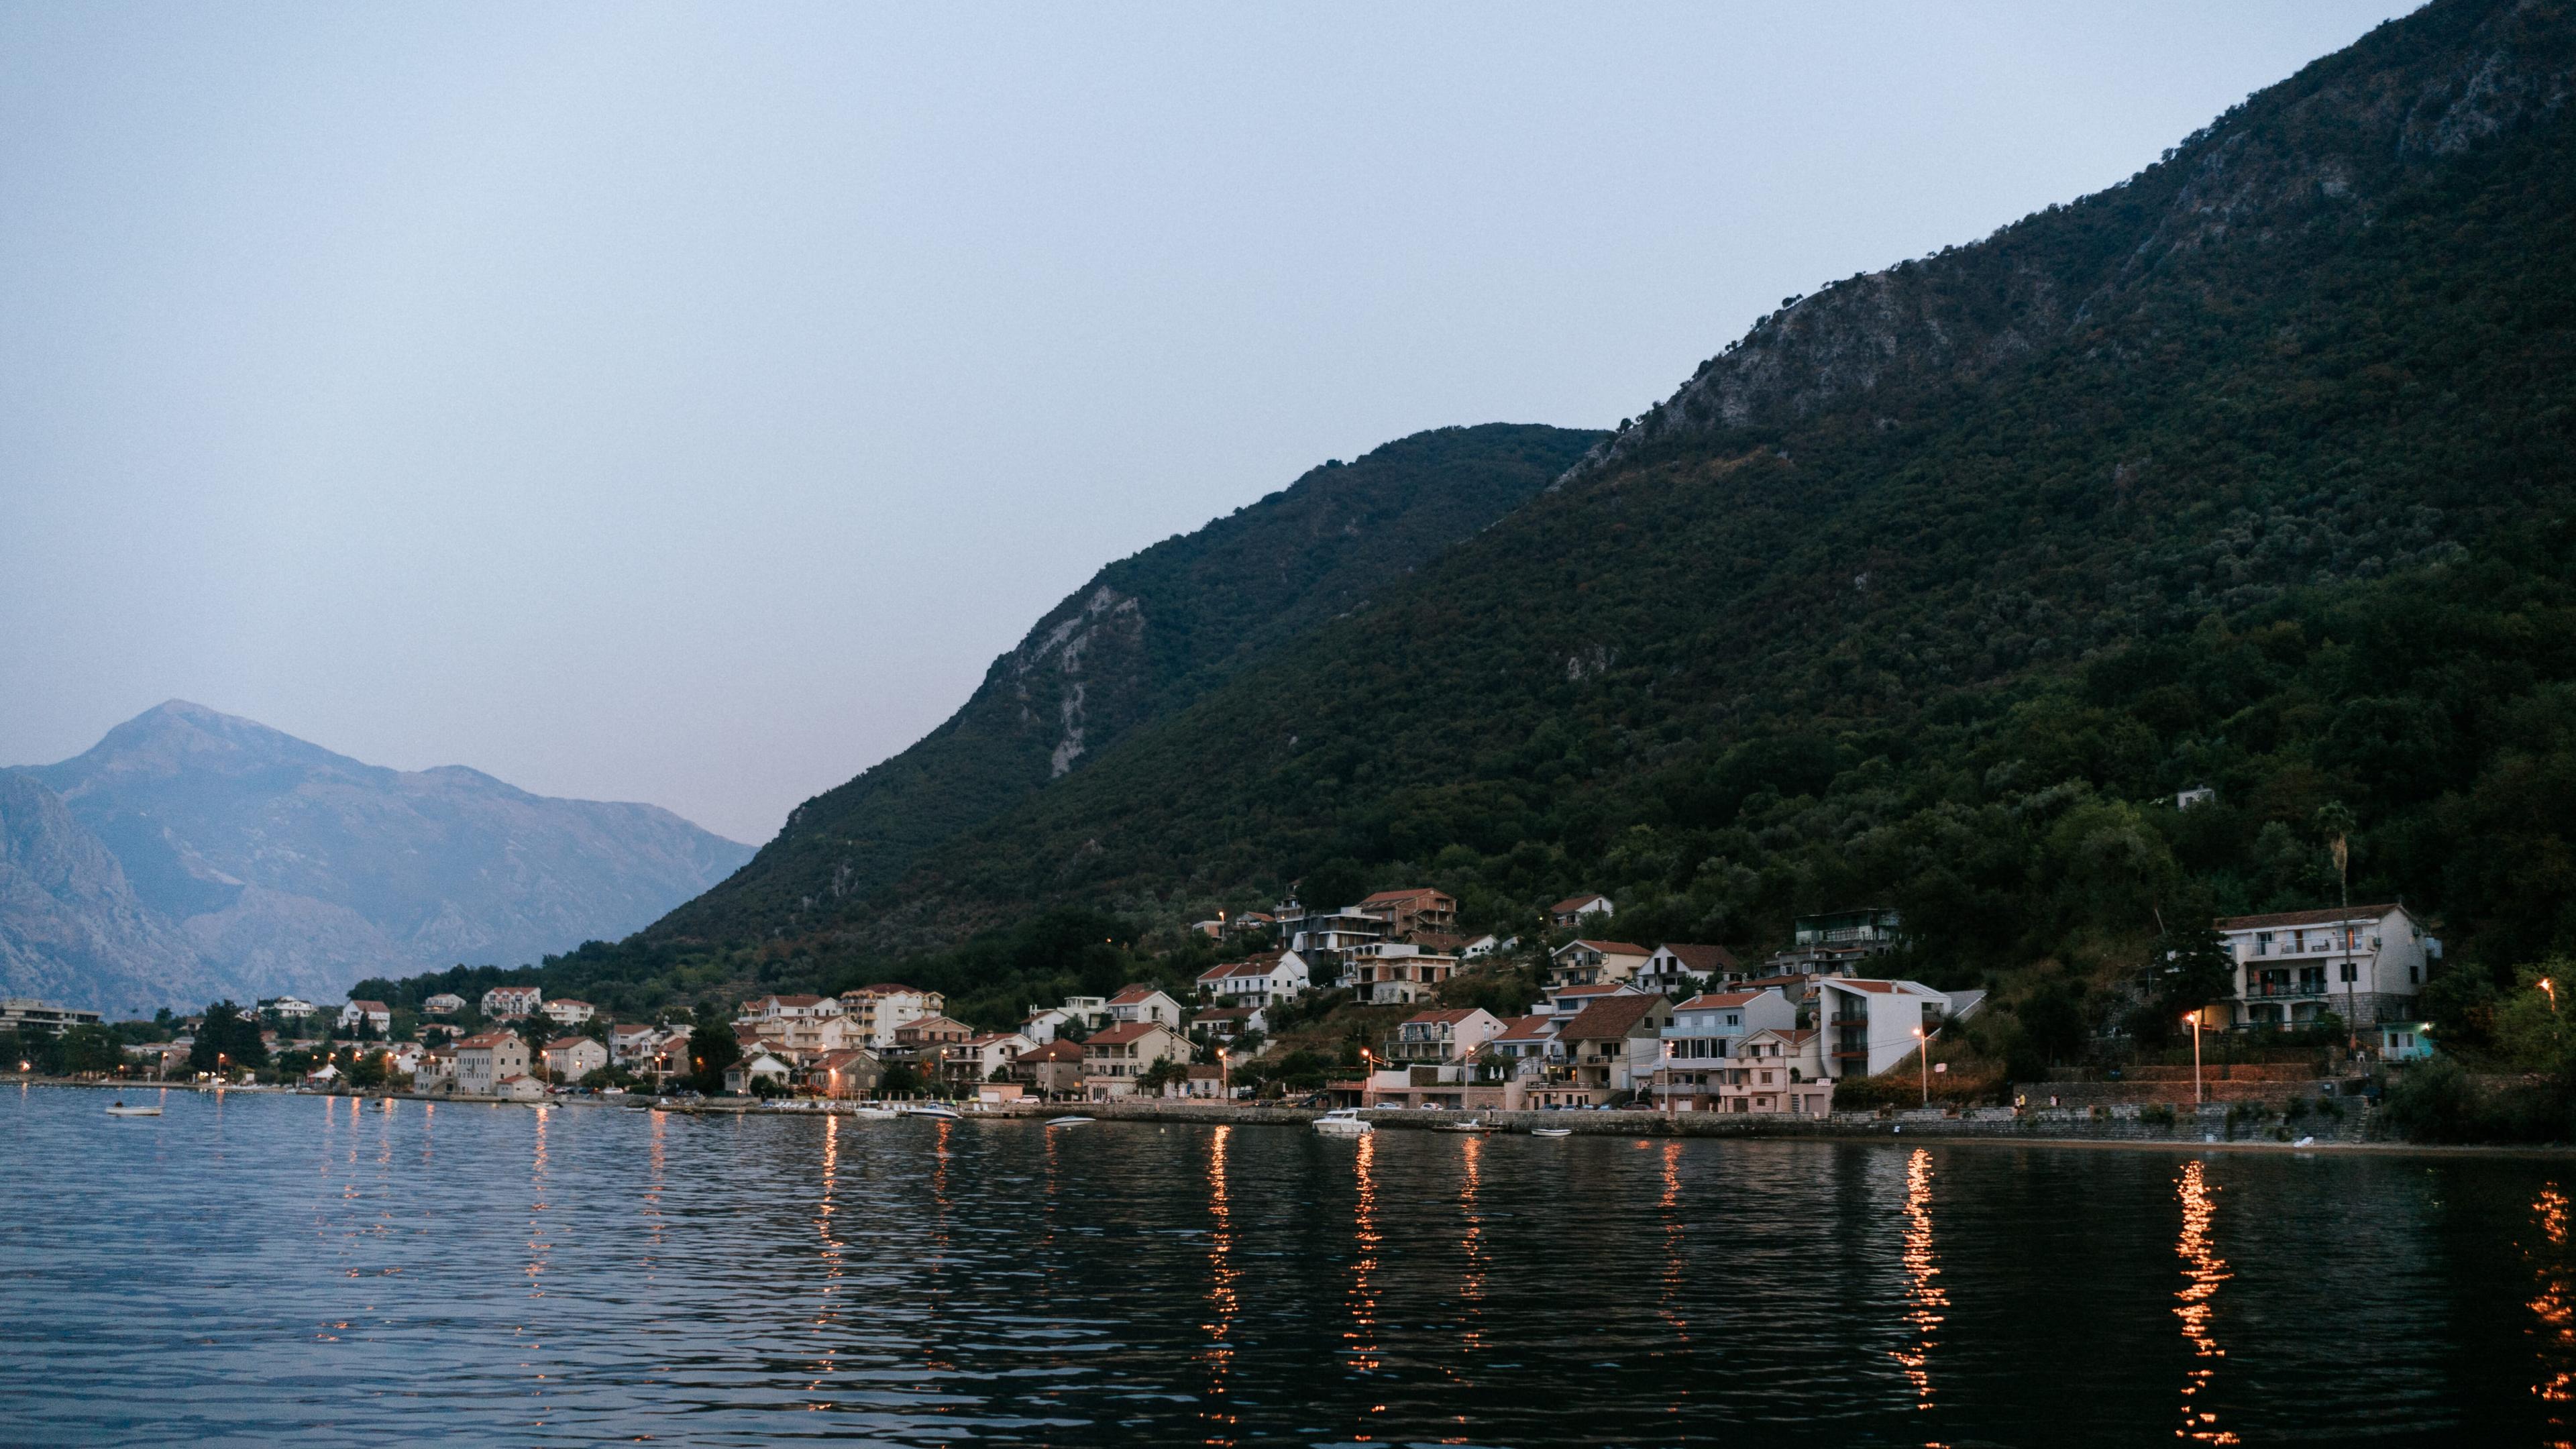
686,1014,741,1096
190,1002,268,1073
58,1024,124,1075
1138,1057,1190,1092
2133,919,2241,1047
347,1050,390,1090
879,1063,925,1097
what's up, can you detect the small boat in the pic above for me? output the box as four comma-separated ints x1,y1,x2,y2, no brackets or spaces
906,1102,963,1121
1046,1115,1095,1128
1313,1108,1373,1137
849,1104,900,1119
1432,1116,1499,1134
1530,1127,1572,1138
105,1102,162,1117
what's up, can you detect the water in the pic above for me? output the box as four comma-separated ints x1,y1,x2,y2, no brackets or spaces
0,1085,2560,1446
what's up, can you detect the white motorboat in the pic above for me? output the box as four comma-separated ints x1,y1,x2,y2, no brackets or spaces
1045,1115,1094,1128
1312,1108,1373,1137
1530,1127,1572,1138
105,1102,162,1117
849,1104,900,1119
906,1102,963,1121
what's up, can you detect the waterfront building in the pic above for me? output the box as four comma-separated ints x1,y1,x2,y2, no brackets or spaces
838,984,947,1050
723,1051,794,1095
1080,1021,1187,1101
1385,1008,1505,1066
0,999,104,1035
1711,1028,1833,1116
1556,994,1673,1097
1652,987,1797,1111
542,1036,608,1080
454,1031,530,1095
1016,1039,1087,1099
2212,903,2438,1032
1814,977,1955,1079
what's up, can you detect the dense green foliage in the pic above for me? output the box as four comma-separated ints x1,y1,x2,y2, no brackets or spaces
373,2,2576,1081
652,423,1600,942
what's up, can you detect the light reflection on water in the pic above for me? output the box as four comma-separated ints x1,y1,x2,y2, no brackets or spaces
0,1087,2554,1447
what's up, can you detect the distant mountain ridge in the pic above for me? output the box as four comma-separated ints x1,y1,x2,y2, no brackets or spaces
647,423,1603,943
1,702,754,1013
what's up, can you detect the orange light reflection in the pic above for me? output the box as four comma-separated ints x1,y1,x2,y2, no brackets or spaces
2175,1159,2237,1445
1201,1124,1238,1444
2531,1183,2575,1448
1889,1147,1945,1419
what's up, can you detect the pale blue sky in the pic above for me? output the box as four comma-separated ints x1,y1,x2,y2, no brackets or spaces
0,2,2408,843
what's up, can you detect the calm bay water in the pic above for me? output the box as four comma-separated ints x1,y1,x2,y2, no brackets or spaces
0,1085,2562,1446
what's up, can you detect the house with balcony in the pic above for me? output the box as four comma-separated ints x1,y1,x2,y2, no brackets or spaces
1344,943,1460,1006
811,1047,883,1097
945,1031,1037,1089
1287,908,1391,961
1550,892,1615,927
1189,1005,1263,1042
838,984,947,1050
1534,981,1646,1018
541,998,596,1026
1546,939,1653,988
1763,908,1904,977
1813,977,1953,1079
607,1022,658,1063
421,993,466,1016
1356,887,1459,938
724,1051,793,1095
338,1000,392,1034
1022,996,1110,1044
1556,993,1673,1098
1385,1008,1505,1067
2213,904,2438,1031
1652,987,1797,1111
480,985,542,1018
1711,1028,1833,1116
1637,943,1737,998
1081,1021,1187,1101
415,1044,455,1091
1194,950,1311,1008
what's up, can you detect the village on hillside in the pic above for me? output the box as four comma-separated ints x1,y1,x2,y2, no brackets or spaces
6,881,2445,1125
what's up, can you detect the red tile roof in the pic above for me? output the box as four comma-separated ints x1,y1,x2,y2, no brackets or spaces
1492,1015,1558,1041
1085,1021,1173,1047
347,1000,390,1012
1676,991,1766,1009
1560,994,1669,1040
1562,939,1651,956
1360,888,1446,904
1404,1008,1483,1024
1551,894,1613,914
543,1036,597,1052
1652,943,1738,973
458,1031,519,1049
1022,1040,1083,1063
1106,985,1169,1005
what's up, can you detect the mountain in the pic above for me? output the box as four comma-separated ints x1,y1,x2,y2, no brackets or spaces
5,701,755,1012
822,0,2576,971
0,771,221,1018
647,423,1602,943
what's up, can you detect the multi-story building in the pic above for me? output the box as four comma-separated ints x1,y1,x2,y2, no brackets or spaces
542,1036,608,1081
541,998,596,1026
1016,1039,1088,1099
945,1032,1037,1089
1711,1028,1833,1116
1193,951,1311,1008
1556,994,1674,1097
454,1030,530,1095
0,999,103,1036
1814,978,1955,1079
339,1000,392,1034
1081,1022,1187,1101
1356,888,1459,939
2213,904,2438,1031
1344,943,1460,1006
1550,893,1615,928
1104,985,1184,1029
1385,1008,1505,1066
1546,940,1653,989
481,985,542,1018
1636,944,1736,998
421,993,466,1016
839,985,946,1050
1652,987,1798,1110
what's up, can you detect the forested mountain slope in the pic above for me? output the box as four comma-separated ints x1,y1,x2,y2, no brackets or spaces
649,423,1601,942
857,0,2576,985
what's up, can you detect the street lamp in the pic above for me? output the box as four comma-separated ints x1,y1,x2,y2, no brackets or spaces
2184,1010,2204,1105
1217,1047,1229,1100
1915,1027,1930,1106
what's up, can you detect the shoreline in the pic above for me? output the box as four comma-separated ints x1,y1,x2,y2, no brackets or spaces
22,1077,2573,1158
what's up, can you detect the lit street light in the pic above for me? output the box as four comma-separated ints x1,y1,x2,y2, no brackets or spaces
2184,1010,2204,1105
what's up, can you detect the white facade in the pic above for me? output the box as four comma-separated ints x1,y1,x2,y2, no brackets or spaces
421,993,466,1016
2215,904,2437,1030
338,1000,392,1032
1106,986,1184,1028
541,999,596,1026
1193,951,1311,1008
482,986,542,1018
1814,978,1952,1079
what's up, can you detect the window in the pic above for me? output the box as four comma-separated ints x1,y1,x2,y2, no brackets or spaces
2339,963,2357,982
2255,932,2272,956
2410,965,2421,984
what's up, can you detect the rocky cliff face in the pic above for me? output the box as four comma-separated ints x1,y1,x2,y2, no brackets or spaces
0,771,219,1017
4,702,755,1012
1560,0,2576,484
647,423,1605,943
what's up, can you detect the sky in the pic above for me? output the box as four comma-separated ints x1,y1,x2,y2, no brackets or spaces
0,1,2410,845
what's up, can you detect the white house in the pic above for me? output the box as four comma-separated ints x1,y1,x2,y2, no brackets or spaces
421,993,466,1016
723,1051,794,1095
1460,934,1512,961
1081,1022,1187,1101
839,984,947,1050
1550,893,1615,927
1653,987,1797,1110
541,998,596,1026
1712,1028,1833,1116
607,1022,658,1063
542,1036,609,1080
338,1000,392,1033
2212,903,2438,1031
263,996,319,1020
1535,980,1646,1018
482,985,542,1018
1637,944,1735,998
1105,985,1185,1029
1343,943,1460,1006
1193,950,1311,1008
1386,1008,1505,1065
1022,995,1111,1044
1814,977,1953,1079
